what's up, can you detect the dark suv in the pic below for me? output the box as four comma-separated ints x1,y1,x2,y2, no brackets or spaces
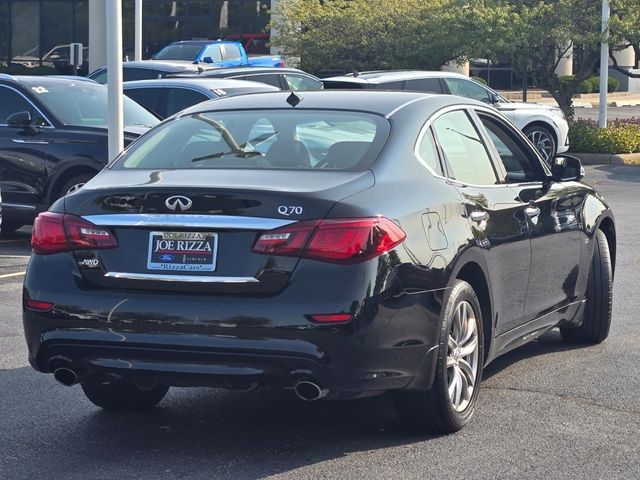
0,75,159,233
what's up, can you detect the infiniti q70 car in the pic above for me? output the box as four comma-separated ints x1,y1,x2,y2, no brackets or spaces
23,91,615,433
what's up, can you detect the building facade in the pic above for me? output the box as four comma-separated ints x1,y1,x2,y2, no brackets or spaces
0,0,271,72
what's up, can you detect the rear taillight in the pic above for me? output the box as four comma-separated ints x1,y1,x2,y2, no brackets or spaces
252,217,405,264
32,212,118,255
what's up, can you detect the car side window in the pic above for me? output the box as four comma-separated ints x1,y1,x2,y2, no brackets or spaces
432,109,498,185
124,88,163,118
376,80,404,90
165,88,210,117
236,74,282,89
124,68,163,81
284,74,323,91
479,115,546,183
406,78,443,94
446,78,491,103
223,44,242,60
202,45,223,62
417,128,444,176
0,87,40,125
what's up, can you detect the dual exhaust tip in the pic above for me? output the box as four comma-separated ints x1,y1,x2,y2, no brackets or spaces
293,380,328,402
49,357,327,400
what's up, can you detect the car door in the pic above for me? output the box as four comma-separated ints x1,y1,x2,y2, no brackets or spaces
220,43,244,67
431,108,530,332
0,85,52,211
474,109,585,325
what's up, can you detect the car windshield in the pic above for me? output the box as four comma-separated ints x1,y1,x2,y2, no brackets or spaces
30,82,160,128
153,44,202,61
114,110,389,171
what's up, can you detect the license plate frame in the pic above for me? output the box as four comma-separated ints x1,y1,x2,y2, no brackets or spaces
147,231,218,272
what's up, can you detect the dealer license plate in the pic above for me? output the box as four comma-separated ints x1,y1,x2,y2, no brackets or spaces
147,231,218,272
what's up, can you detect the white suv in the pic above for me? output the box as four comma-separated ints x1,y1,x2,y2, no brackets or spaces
323,71,569,162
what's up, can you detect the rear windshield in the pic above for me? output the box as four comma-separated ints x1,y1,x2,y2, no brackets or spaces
114,110,390,171
153,44,202,61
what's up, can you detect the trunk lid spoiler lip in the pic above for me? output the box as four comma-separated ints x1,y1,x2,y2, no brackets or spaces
82,213,295,230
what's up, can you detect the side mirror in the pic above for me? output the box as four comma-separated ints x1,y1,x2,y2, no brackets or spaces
201,56,214,64
489,92,500,104
7,111,32,129
552,155,585,182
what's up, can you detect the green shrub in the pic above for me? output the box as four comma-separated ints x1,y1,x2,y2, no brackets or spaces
569,119,640,154
471,76,487,85
586,76,620,93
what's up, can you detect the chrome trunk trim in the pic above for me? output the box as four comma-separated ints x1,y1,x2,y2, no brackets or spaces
83,214,294,230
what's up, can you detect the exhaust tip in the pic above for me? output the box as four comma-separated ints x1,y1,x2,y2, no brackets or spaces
294,380,327,401
53,367,79,387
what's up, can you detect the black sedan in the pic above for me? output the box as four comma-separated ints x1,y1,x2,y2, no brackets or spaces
23,91,615,433
0,75,159,233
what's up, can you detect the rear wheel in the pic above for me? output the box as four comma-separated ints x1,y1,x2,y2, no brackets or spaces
393,280,484,433
560,229,612,344
81,378,169,411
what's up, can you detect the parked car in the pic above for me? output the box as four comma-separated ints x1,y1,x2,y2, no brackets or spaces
123,78,280,119
0,74,159,233
323,71,569,161
172,66,324,91
23,91,615,433
152,40,283,68
88,60,219,84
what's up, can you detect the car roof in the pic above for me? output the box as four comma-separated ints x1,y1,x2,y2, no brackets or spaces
177,66,318,78
93,60,214,72
163,40,236,46
3,75,104,87
324,70,468,84
123,78,280,92
177,90,483,118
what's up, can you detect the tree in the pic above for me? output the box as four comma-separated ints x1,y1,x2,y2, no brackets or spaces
270,0,499,74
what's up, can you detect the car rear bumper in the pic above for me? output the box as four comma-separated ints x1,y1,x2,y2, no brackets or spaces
23,253,446,397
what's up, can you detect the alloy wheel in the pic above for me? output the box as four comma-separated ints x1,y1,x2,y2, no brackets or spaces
447,300,479,412
527,129,553,162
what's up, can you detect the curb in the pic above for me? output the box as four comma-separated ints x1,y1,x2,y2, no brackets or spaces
570,152,640,165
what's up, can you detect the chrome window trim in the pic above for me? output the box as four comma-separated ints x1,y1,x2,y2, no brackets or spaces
414,104,548,189
83,214,295,230
0,84,55,128
104,272,259,283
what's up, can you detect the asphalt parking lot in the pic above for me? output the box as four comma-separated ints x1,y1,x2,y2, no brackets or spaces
1,165,639,480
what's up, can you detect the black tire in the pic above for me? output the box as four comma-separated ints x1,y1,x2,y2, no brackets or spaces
524,124,557,162
81,379,169,411
393,280,484,433
57,173,95,200
560,229,612,344
0,222,24,237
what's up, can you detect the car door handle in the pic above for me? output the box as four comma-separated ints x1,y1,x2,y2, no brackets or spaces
525,206,540,218
470,211,490,223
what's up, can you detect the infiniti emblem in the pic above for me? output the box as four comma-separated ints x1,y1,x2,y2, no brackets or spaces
165,195,193,212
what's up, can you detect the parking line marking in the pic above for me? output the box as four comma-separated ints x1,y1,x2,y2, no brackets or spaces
0,271,25,279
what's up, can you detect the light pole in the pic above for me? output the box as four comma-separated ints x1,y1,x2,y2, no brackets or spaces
106,0,124,161
599,0,610,128
135,0,143,61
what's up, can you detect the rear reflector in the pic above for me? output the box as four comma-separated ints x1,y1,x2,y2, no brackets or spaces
32,212,118,255
252,217,405,264
309,313,352,323
25,299,54,311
